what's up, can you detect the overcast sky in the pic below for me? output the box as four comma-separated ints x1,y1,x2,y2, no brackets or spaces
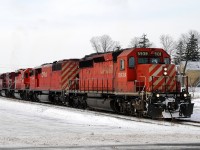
0,0,200,72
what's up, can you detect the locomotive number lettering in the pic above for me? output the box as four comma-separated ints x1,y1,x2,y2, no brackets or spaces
118,72,126,78
154,52,162,56
137,52,148,56
41,72,47,78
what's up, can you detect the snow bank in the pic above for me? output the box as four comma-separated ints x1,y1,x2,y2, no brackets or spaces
0,97,200,147
181,61,200,70
0,99,140,129
190,87,200,98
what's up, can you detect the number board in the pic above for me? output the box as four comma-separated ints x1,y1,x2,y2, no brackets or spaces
154,52,162,56
137,52,149,56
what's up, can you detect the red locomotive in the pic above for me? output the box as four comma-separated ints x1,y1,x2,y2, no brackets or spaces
14,68,32,99
28,59,79,103
0,72,15,97
67,48,194,118
0,48,194,118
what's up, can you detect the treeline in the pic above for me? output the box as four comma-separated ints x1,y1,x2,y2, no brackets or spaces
90,30,200,68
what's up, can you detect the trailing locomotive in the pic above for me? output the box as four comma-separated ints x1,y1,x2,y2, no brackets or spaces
0,48,194,118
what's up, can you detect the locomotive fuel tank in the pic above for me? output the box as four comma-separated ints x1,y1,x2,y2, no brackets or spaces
86,97,114,112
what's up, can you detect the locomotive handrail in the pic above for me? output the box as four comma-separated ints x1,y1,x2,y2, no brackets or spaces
135,76,146,93
139,76,146,91
135,76,148,101
1,79,15,89
68,78,114,94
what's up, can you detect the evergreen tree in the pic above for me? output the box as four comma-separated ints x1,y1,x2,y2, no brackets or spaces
174,41,185,64
183,34,199,61
138,34,152,48
183,34,200,75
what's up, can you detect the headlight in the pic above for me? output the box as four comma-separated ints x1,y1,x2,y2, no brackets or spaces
163,72,167,76
156,94,160,98
164,67,167,71
183,93,187,97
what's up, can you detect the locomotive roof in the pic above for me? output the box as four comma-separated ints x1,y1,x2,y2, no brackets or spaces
80,47,169,63
81,52,108,61
80,50,124,62
56,58,79,63
118,48,169,57
15,69,25,72
118,49,133,57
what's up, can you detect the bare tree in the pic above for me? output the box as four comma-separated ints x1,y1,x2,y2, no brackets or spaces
90,37,100,52
90,35,120,53
129,34,153,48
129,37,140,48
160,34,176,55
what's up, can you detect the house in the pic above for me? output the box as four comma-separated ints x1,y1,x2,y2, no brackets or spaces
179,61,200,87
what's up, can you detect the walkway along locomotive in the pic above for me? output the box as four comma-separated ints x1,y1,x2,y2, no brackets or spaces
0,48,194,118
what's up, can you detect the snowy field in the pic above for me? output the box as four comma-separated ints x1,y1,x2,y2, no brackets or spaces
0,91,200,148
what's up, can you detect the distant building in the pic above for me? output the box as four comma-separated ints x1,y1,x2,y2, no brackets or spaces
179,61,200,87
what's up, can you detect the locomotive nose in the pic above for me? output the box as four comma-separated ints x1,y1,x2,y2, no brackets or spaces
165,97,178,111
148,64,176,92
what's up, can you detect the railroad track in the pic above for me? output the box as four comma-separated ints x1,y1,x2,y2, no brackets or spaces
1,96,200,128
175,119,200,127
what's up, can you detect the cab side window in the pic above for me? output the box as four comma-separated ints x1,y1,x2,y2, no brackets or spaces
129,57,135,68
120,59,125,70
25,73,29,78
164,58,170,64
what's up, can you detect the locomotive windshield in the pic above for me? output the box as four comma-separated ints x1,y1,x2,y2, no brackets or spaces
138,58,160,64
164,58,170,64
150,58,160,64
138,58,148,64
137,50,171,64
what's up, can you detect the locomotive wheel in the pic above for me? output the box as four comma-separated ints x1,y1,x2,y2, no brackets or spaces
33,93,40,102
79,96,87,109
126,100,136,116
5,90,10,97
24,92,29,101
113,100,120,113
61,95,70,106
116,98,126,114
72,96,80,108
49,94,55,104
20,92,25,100
26,92,32,101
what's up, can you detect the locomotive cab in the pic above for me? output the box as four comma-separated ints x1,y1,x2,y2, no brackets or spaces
116,48,171,93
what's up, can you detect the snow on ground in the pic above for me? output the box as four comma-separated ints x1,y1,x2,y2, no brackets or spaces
186,61,200,70
189,87,200,122
190,98,200,122
180,61,200,70
190,87,200,98
0,96,200,148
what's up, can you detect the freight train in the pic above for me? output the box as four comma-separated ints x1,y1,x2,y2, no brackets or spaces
0,48,194,118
